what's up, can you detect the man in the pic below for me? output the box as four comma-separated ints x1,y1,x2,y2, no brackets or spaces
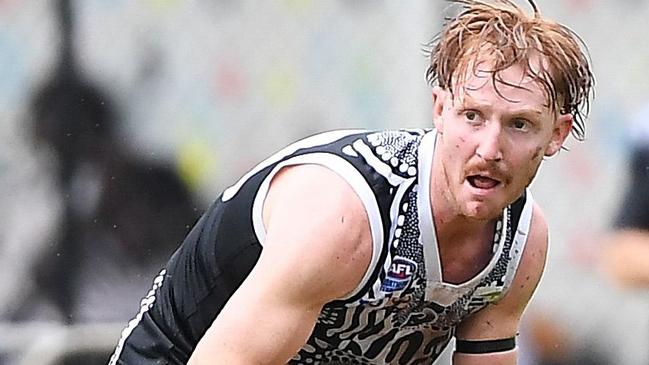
602,104,649,288
109,0,594,364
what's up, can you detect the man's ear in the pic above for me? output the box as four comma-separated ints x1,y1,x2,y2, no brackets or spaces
544,113,573,157
432,86,446,133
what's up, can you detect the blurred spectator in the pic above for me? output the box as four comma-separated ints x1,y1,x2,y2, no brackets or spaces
3,0,200,326
521,309,612,365
601,103,649,288
0,116,63,321
517,104,649,365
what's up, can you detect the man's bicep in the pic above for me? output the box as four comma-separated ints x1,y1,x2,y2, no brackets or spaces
189,164,373,365
188,254,324,365
190,226,363,364
262,164,375,301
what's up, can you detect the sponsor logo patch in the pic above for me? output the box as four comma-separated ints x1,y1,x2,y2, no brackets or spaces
381,256,417,292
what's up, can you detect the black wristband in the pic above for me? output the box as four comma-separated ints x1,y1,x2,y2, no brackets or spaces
455,337,516,354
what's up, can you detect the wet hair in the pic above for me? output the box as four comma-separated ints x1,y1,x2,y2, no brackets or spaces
426,0,594,140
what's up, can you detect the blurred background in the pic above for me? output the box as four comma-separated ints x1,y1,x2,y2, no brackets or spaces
1,0,648,364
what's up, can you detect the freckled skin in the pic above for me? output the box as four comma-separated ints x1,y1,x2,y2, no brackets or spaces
532,146,543,160
431,58,573,222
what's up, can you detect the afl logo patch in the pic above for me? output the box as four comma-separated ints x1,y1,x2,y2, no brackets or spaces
381,256,417,292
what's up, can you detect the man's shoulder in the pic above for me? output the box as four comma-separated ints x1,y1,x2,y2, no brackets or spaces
263,163,372,243
261,163,374,302
527,202,549,251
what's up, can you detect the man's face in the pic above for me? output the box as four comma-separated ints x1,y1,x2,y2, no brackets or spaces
431,59,573,221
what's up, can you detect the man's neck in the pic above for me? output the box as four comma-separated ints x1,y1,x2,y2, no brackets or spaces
432,203,495,249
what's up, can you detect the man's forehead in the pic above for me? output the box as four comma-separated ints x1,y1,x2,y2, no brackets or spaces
451,60,553,110
461,60,544,89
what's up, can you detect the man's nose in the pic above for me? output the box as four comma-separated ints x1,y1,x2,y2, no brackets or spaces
475,123,504,162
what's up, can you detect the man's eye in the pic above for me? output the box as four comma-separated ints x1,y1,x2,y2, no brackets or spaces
465,111,478,121
513,119,529,130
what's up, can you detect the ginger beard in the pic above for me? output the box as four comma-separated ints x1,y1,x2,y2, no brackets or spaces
430,58,572,222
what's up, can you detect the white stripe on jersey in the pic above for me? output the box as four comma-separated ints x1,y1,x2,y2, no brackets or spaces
222,130,366,202
108,269,166,365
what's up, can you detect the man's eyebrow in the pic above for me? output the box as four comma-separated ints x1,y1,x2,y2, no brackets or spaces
511,108,545,117
461,95,545,116
512,109,544,116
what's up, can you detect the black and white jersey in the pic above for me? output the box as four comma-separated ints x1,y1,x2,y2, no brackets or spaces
109,129,533,365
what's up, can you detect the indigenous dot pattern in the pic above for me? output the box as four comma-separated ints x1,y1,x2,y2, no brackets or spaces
287,130,528,365
367,130,421,177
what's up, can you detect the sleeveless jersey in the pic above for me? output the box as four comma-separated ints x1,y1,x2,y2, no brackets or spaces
109,129,533,365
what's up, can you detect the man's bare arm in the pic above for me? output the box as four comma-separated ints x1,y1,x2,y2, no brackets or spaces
188,164,373,365
452,203,549,365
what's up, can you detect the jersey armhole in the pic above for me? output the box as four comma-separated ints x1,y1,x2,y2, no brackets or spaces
498,190,535,300
250,152,385,301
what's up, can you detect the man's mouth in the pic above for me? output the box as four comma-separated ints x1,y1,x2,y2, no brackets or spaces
467,175,501,189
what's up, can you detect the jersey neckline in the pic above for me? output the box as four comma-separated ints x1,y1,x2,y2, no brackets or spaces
416,130,509,303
